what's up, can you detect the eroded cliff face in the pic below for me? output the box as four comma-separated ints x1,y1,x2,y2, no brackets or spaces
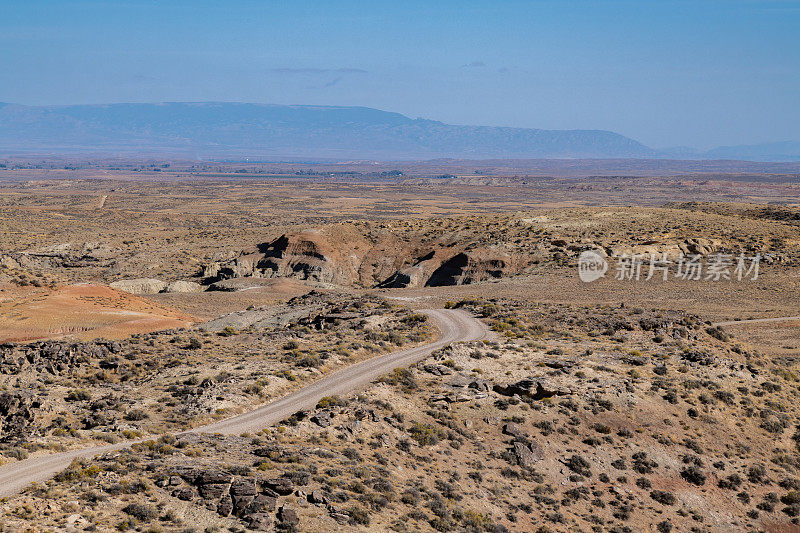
203,228,533,288
198,212,794,290
206,230,364,285
424,250,521,286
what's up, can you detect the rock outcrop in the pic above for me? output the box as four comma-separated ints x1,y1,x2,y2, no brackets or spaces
1,242,117,271
163,280,204,293
0,392,39,442
512,439,545,468
111,278,205,294
209,231,360,285
110,278,167,294
164,468,284,528
424,249,519,286
257,232,355,284
203,230,531,289
0,339,123,376
493,378,572,400
196,224,748,291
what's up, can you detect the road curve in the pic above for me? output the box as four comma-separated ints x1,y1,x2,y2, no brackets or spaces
0,309,488,498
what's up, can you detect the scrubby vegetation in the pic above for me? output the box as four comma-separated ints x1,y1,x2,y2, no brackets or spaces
5,296,800,531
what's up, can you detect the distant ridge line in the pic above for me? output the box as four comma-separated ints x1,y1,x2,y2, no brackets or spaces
0,102,797,161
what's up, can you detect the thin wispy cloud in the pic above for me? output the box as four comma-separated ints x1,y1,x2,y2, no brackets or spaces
335,68,368,74
461,61,486,68
271,67,327,74
270,67,368,74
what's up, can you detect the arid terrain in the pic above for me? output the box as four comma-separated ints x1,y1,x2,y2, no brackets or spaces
0,164,798,532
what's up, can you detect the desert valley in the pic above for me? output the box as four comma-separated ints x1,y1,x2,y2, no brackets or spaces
0,160,798,532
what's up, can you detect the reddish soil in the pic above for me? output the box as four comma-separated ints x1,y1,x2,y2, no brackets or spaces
0,283,194,342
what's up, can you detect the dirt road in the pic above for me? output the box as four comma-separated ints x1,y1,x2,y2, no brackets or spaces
0,308,489,498
712,316,800,327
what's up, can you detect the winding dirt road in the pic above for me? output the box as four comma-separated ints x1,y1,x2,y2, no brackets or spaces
0,309,489,498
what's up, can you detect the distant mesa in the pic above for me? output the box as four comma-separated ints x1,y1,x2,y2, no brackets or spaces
0,101,654,159
0,102,795,161
702,140,800,162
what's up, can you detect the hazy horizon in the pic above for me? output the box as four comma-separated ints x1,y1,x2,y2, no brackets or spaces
2,1,799,151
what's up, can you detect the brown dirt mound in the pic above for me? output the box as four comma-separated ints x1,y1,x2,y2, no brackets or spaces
0,283,194,342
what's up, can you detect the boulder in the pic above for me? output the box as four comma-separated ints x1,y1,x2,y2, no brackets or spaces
277,505,300,525
449,374,474,388
196,469,233,500
232,494,254,516
229,478,258,515
65,513,89,528
513,440,545,468
543,359,575,369
468,378,491,392
493,378,571,400
247,494,277,514
683,238,720,256
109,278,167,294
217,494,233,517
246,513,273,531
429,393,451,403
203,262,221,278
172,487,194,501
311,410,334,428
422,364,454,376
308,490,328,505
331,512,350,524
0,254,21,270
199,483,230,500
262,477,294,496
502,423,525,438
449,374,491,391
230,477,257,496
197,469,234,485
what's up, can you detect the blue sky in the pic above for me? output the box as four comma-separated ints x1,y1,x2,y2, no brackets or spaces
1,0,798,149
